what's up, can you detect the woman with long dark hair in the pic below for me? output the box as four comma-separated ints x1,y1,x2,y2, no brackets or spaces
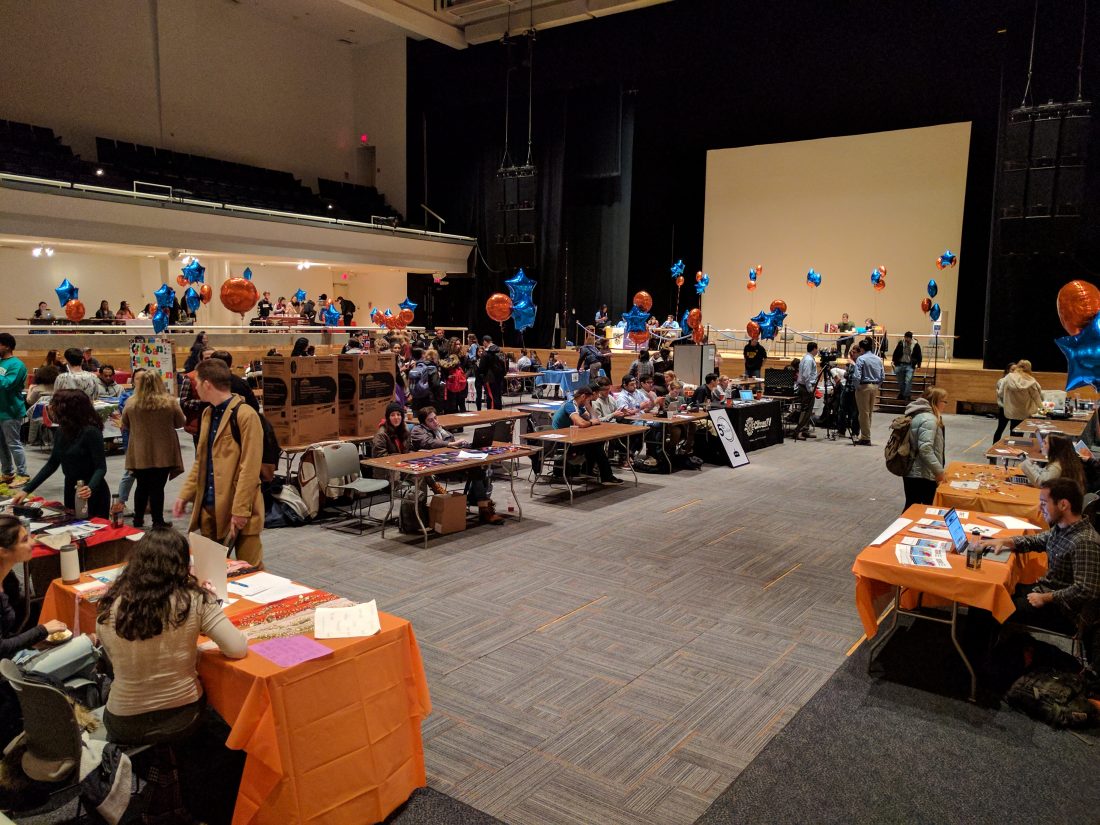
122,372,185,528
182,331,209,373
97,528,246,744
13,389,109,517
290,337,310,357
371,402,409,459
116,300,135,320
1022,433,1087,489
94,299,114,321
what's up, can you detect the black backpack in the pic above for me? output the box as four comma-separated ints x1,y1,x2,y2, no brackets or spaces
1006,669,1095,728
228,402,281,481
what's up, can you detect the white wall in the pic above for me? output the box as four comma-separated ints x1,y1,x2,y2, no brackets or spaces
0,0,407,196
702,123,971,340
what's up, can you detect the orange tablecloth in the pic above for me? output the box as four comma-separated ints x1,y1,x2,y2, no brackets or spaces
933,461,1042,522
852,504,1046,637
40,570,431,825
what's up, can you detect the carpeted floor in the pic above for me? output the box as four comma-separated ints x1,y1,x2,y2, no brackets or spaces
13,407,1030,823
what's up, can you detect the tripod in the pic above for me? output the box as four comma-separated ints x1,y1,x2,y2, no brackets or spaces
810,362,841,441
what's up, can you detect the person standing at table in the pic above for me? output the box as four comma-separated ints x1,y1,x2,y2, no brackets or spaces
891,331,922,401
793,342,819,441
173,359,265,567
743,335,766,379
853,337,884,446
122,371,185,529
478,343,507,410
991,362,1018,443
0,333,29,488
1000,359,1043,439
54,347,98,399
902,387,947,508
13,389,109,517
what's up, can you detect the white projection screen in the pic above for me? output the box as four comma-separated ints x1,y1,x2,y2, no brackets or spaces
702,123,971,343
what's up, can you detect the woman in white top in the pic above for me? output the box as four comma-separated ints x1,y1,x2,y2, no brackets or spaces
1020,433,1087,489
97,528,246,745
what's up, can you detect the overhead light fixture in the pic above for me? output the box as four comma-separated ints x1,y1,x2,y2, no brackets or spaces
95,168,104,176
297,261,312,271
181,255,193,266
31,246,54,257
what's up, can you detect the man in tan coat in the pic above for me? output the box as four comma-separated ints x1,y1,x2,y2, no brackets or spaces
173,359,264,567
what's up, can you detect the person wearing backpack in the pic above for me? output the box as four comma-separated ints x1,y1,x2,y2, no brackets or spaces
441,355,467,413
900,386,947,508
407,348,441,413
478,344,506,410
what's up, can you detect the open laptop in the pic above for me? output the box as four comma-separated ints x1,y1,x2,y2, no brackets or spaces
739,389,754,401
470,427,494,449
944,507,1009,562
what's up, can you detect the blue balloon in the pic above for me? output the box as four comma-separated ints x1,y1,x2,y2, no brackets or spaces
293,288,307,303
671,260,685,279
152,308,169,334
929,303,941,322
182,259,205,284
242,267,253,281
622,305,651,334
55,278,78,308
750,307,787,340
154,283,175,310
1057,315,1100,391
399,297,418,313
323,303,341,326
505,269,537,332
682,309,692,331
512,300,536,333
748,268,758,282
184,286,200,313
806,269,822,288
871,269,883,285
938,250,957,269
695,273,710,295
927,279,938,299
384,309,392,318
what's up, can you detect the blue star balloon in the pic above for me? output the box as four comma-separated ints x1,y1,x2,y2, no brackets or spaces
750,308,787,340
512,300,536,333
152,308,169,334
748,268,758,282
695,273,710,295
871,269,883,286
184,286,201,314
1057,316,1100,391
55,278,78,308
293,288,307,303
505,269,537,332
154,283,175,310
682,309,692,331
383,309,393,319
623,305,651,334
323,302,341,326
806,269,822,288
937,250,958,269
671,260,685,279
929,303,941,322
182,259,205,284
398,297,418,313
927,279,938,299
242,267,253,281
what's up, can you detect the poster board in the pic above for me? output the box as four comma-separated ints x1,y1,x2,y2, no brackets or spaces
707,408,750,469
129,336,176,394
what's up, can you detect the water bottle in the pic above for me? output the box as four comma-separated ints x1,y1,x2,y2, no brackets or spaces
73,480,88,519
110,494,123,528
971,530,983,569
60,542,81,584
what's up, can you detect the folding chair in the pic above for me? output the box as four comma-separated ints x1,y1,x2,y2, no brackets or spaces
315,442,389,534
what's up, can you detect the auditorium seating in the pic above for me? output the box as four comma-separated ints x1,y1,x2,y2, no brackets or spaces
0,119,103,183
318,178,402,224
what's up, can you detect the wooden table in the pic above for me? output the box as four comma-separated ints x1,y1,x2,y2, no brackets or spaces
623,410,708,473
1014,417,1088,438
521,422,640,503
361,442,539,547
40,566,431,825
933,461,1042,522
435,408,528,433
852,504,1043,700
985,436,1046,465
278,434,376,478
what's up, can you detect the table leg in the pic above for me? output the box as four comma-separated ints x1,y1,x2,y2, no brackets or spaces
381,479,396,539
866,585,902,672
563,445,574,504
507,461,523,521
621,437,639,486
413,477,429,549
659,423,673,474
950,601,978,702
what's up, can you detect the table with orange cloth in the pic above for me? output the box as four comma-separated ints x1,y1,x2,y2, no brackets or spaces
932,461,1042,522
40,566,432,825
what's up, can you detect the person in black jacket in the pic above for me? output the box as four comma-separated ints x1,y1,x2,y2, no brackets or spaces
891,331,923,401
743,335,767,378
209,351,261,411
478,344,507,410
338,296,356,327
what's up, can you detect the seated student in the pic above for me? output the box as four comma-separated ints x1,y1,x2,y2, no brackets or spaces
691,373,722,406
546,351,566,371
616,375,658,414
97,528,247,745
1021,434,1087,489
550,386,623,485
94,364,122,398
410,407,502,524
591,377,627,422
372,402,410,461
716,375,733,400
517,349,533,372
981,478,1100,643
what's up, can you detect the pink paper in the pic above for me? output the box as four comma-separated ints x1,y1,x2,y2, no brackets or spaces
250,635,333,668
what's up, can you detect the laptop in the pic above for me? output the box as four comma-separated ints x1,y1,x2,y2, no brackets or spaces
491,420,513,443
943,508,971,555
470,427,494,449
739,389,754,401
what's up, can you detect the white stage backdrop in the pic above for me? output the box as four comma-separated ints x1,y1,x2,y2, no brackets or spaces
702,123,971,343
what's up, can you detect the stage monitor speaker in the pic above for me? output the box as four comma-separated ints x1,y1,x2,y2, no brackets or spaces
1026,166,1055,217
1030,103,1063,166
1060,101,1091,164
1004,107,1033,169
1000,168,1027,218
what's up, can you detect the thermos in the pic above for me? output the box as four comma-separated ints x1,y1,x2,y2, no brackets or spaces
73,480,89,519
60,542,81,584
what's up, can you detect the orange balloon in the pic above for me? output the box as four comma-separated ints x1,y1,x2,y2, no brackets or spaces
770,299,787,313
485,293,513,323
695,271,703,282
633,291,653,313
394,317,407,330
675,275,685,287
176,274,189,287
399,308,414,325
1057,280,1100,335
873,279,886,292
220,276,259,317
921,297,933,314
628,330,650,345
746,321,761,338
746,281,757,291
692,326,705,344
199,284,213,305
384,315,397,330
687,308,702,329
64,299,85,322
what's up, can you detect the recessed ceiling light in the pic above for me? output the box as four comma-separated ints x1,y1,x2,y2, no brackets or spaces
95,168,104,176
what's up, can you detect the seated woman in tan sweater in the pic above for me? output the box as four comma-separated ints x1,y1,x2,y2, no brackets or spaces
97,528,247,746
1021,433,1087,490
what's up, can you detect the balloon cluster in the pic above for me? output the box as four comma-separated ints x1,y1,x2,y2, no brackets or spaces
322,302,341,326
671,259,685,288
806,268,822,288
923,280,941,321
683,307,704,343
747,264,761,292
749,304,788,340
293,288,307,303
623,305,652,345
936,250,958,270
694,271,709,296
153,283,175,333
220,267,259,318
54,278,85,322
505,269,537,333
870,265,886,292
1055,280,1100,391
371,298,416,330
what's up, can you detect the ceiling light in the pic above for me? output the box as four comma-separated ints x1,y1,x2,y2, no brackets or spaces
297,261,312,271
31,247,42,257
95,168,104,176
45,247,54,257
181,255,193,266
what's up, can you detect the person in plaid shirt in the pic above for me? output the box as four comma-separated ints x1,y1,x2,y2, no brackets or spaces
982,477,1100,636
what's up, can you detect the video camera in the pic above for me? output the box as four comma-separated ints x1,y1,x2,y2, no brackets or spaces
818,348,839,365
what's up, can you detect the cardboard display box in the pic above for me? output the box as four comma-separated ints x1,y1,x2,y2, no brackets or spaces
429,492,468,535
338,353,397,437
262,356,339,446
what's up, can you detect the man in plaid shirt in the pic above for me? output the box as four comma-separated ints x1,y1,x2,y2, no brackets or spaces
982,477,1100,636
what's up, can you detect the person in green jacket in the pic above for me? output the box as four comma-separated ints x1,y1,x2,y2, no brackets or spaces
0,333,28,487
903,386,947,509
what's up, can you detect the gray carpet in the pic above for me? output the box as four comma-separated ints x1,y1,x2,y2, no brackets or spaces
15,408,1008,823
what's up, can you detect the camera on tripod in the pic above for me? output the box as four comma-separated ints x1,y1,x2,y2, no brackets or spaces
818,348,839,365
